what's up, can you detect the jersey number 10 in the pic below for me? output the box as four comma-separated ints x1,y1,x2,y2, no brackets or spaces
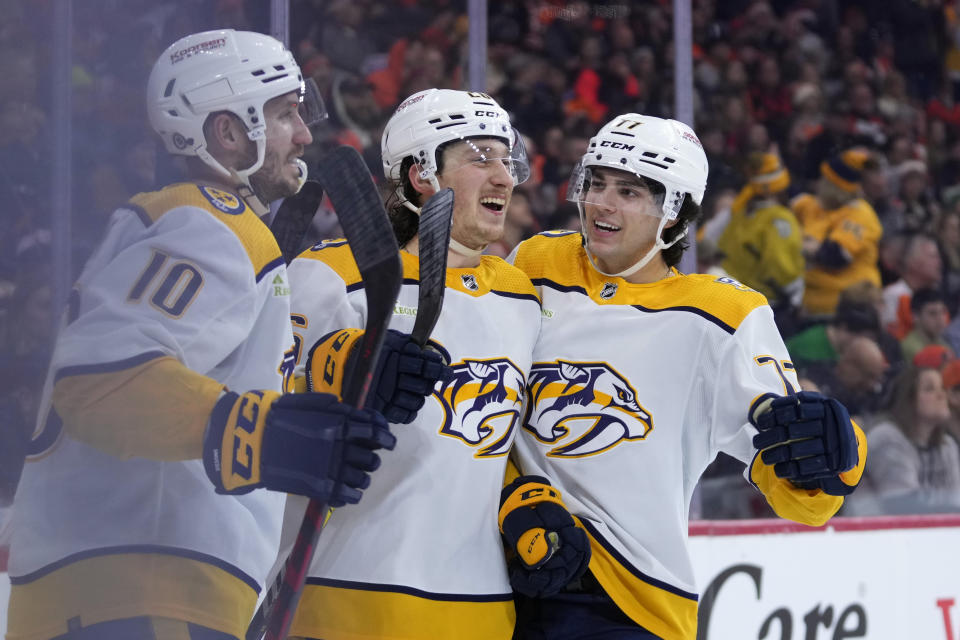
128,250,204,318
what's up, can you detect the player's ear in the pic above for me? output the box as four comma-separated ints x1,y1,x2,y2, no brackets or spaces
207,112,248,152
407,163,435,196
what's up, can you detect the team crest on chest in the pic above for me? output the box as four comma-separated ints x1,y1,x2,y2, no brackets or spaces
600,282,618,299
523,360,653,457
461,274,479,291
435,357,525,457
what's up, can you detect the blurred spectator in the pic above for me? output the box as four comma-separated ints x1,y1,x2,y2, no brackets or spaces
804,334,888,420
912,344,954,370
801,107,854,183
942,301,960,359
319,0,376,75
699,125,742,195
697,186,737,248
785,83,824,175
895,159,940,234
889,0,943,102
787,298,884,374
943,358,960,443
486,191,538,258
747,54,792,142
845,80,887,149
938,209,960,313
882,233,943,337
900,288,954,364
793,149,883,317
718,151,803,311
878,231,909,287
696,238,728,278
838,280,905,372
855,365,960,515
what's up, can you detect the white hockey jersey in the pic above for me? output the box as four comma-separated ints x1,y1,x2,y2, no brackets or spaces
511,232,852,640
8,183,294,640
282,244,541,640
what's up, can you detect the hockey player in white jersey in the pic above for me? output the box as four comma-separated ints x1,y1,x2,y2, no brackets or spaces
7,30,395,640
507,114,868,639
281,89,588,640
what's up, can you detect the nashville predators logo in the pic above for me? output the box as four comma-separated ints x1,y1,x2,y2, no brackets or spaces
199,185,245,215
523,360,652,457
436,357,525,457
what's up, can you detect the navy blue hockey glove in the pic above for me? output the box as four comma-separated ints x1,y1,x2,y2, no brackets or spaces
498,475,591,598
752,391,860,496
307,328,452,424
203,390,395,507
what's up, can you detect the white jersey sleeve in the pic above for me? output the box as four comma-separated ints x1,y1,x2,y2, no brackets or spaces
709,304,800,466
286,240,366,377
54,205,261,377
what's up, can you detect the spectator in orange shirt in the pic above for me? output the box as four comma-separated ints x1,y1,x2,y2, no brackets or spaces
882,233,943,337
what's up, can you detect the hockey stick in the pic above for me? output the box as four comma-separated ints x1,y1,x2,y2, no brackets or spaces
410,188,454,346
247,146,403,640
269,178,325,264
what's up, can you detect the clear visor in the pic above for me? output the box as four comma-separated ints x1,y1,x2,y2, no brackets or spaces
440,129,530,186
298,77,328,127
566,164,666,218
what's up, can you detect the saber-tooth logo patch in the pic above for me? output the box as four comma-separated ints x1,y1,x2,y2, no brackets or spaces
523,360,652,457
435,358,525,457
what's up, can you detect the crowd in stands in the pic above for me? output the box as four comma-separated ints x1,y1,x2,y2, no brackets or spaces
6,0,960,518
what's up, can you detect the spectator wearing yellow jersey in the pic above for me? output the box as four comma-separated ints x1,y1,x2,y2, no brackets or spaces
718,151,804,310
793,149,884,318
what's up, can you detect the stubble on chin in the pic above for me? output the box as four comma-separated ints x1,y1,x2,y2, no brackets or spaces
250,162,297,203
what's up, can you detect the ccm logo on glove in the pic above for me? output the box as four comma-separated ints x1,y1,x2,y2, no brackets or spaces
307,328,452,423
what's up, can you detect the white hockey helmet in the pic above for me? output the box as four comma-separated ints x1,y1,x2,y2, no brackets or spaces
147,29,325,190
568,114,709,278
381,89,529,187
568,113,708,220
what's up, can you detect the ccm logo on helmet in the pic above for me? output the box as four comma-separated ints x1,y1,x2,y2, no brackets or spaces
475,110,501,117
599,141,635,151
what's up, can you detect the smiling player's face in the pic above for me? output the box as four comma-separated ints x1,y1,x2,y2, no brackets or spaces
249,91,313,202
580,167,672,274
435,138,516,250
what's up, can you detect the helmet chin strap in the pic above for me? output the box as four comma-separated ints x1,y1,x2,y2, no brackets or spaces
199,135,281,217
400,170,486,258
448,237,485,258
579,202,685,279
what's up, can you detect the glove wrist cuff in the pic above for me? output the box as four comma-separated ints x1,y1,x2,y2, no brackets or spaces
203,390,280,493
306,328,364,398
498,479,567,532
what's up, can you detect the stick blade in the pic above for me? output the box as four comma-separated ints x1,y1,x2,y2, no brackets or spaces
317,146,399,276
411,188,453,345
316,145,402,406
270,180,324,264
